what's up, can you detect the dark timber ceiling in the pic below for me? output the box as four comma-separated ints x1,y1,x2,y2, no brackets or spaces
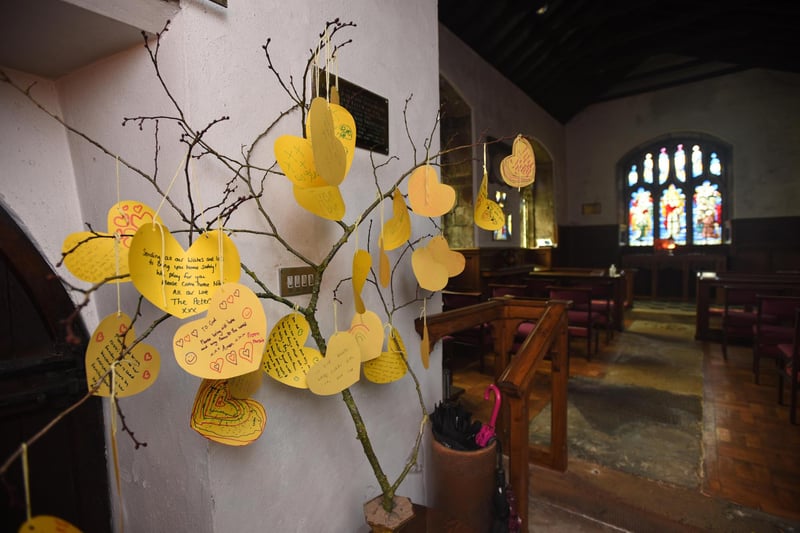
439,0,800,123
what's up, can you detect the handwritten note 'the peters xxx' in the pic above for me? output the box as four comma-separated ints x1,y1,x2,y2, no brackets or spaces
85,312,161,397
128,227,241,318
172,283,266,380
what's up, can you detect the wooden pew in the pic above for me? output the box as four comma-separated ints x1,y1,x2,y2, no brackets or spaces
695,272,800,341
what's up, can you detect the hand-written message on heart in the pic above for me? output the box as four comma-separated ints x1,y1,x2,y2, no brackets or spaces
190,379,266,446
306,331,361,396
173,283,266,380
363,327,408,384
500,135,536,188
85,313,161,397
262,313,321,389
128,227,241,318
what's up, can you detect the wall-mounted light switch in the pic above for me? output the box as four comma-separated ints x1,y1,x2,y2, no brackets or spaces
279,266,316,296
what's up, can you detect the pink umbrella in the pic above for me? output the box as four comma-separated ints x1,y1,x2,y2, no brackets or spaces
475,384,501,447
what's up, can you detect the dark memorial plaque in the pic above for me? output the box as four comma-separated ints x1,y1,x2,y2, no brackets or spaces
317,72,389,155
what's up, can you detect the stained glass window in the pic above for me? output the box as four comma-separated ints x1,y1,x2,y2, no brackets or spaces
620,136,728,248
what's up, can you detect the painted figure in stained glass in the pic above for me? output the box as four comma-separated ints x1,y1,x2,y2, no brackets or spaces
691,145,703,177
693,180,722,244
660,184,685,242
628,164,638,186
674,144,686,181
710,152,721,176
629,188,653,245
658,147,670,184
643,153,654,183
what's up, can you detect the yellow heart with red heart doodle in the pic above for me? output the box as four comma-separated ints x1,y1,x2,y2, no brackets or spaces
128,226,241,318
262,313,322,389
190,379,266,446
172,282,266,380
85,312,160,397
62,200,161,284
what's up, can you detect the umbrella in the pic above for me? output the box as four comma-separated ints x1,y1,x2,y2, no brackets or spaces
475,384,501,447
430,400,482,451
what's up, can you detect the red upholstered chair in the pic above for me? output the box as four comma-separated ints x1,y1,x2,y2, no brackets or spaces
576,280,615,344
489,283,538,355
720,286,760,360
777,307,800,424
547,286,602,359
752,295,800,384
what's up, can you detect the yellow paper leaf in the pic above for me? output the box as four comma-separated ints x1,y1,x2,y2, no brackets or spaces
274,135,327,188
172,283,266,380
380,189,411,251
190,379,266,446
292,183,346,221
474,171,505,230
363,327,408,384
349,310,385,362
379,239,390,288
306,100,356,178
309,97,347,186
411,246,448,292
18,515,81,533
306,331,361,395
262,313,322,389
352,249,371,314
62,200,161,284
128,226,241,318
500,135,536,188
427,235,465,277
407,164,456,217
85,312,160,397
228,369,263,399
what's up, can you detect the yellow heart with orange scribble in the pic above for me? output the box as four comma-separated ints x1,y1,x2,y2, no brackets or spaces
190,379,266,446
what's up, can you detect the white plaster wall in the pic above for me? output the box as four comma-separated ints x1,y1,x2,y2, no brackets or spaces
2,1,441,532
565,69,800,226
438,24,566,248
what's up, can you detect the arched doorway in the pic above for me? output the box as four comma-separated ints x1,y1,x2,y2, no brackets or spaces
0,205,111,531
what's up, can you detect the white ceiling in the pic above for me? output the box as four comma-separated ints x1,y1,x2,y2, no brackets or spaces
0,0,180,79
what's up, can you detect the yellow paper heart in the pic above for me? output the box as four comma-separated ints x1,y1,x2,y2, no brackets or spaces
349,310,385,362
427,235,465,277
309,96,347,186
500,135,536,188
379,239,391,288
411,246,449,292
172,283,266,380
190,379,266,446
274,135,327,188
407,164,456,217
364,327,408,384
128,226,241,318
228,369,264,399
421,323,430,369
85,312,160,397
352,249,372,314
475,171,505,230
306,331,361,395
17,515,81,533
262,313,322,388
380,189,411,251
293,183,346,221
62,200,161,284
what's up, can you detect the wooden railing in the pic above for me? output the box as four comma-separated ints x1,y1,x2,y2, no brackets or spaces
416,297,569,533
